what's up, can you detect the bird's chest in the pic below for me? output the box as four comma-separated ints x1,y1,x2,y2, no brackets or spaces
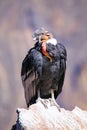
37,61,60,96
42,60,60,78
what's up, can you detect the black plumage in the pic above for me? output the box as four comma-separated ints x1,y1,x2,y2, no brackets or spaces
21,40,67,107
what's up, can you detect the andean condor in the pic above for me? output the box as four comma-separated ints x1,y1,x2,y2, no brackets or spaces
21,28,67,108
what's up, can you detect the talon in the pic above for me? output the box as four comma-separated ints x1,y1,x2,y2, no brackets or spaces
37,98,48,108
49,98,61,111
50,89,61,111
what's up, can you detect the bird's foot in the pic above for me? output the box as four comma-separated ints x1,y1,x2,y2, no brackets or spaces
49,98,61,111
37,98,60,111
36,98,51,109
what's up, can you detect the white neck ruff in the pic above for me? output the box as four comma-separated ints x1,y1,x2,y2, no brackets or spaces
46,38,57,45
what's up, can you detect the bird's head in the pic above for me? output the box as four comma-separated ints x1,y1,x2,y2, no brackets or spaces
40,32,53,42
32,27,53,43
32,28,54,62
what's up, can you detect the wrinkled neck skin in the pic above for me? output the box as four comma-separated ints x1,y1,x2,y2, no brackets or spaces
34,38,57,55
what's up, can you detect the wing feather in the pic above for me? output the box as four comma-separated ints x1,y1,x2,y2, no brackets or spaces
21,49,43,107
54,43,67,98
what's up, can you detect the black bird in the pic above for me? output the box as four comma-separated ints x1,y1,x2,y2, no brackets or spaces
21,28,67,108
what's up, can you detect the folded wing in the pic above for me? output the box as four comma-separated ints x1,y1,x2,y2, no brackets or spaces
21,49,43,107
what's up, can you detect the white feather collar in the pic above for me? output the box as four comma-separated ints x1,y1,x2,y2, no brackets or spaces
46,38,57,45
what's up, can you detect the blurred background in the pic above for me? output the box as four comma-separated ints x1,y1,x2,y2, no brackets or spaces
0,0,87,129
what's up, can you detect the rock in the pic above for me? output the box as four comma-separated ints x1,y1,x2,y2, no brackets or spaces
15,99,87,130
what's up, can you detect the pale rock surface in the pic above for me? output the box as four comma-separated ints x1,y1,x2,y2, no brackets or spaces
16,99,87,130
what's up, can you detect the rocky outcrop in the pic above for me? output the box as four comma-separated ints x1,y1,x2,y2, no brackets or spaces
14,99,87,130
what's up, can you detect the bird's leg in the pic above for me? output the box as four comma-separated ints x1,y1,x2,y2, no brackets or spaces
50,89,61,111
37,89,41,99
36,89,49,108
51,89,55,100
36,89,44,105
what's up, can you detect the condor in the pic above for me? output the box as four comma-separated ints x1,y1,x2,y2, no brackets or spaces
21,28,67,108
